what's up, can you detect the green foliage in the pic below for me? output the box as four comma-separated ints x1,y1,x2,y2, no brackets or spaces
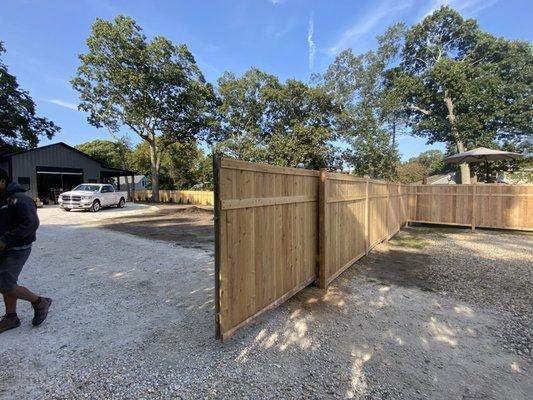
321,24,405,179
0,42,59,153
408,149,451,176
391,6,533,182
129,140,210,190
71,16,217,200
216,68,338,169
396,161,427,184
75,139,132,169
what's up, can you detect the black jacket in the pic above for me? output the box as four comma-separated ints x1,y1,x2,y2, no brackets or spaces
0,183,40,249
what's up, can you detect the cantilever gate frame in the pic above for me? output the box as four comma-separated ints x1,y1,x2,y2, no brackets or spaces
214,156,533,340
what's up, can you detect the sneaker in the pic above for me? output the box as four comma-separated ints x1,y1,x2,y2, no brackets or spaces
0,315,21,333
32,297,52,326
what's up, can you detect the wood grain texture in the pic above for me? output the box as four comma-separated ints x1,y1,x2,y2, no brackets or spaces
215,157,533,339
410,184,532,230
134,190,214,205
217,158,319,339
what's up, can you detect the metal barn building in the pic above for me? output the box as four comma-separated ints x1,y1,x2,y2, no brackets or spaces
0,142,135,203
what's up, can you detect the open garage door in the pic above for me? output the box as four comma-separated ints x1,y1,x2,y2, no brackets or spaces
36,166,83,203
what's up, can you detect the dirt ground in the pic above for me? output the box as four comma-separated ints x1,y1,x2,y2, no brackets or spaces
0,205,531,399
96,205,214,253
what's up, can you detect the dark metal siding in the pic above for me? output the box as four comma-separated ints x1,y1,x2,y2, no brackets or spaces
0,160,8,173
9,144,103,198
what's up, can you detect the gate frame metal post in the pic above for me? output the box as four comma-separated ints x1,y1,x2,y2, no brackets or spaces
213,153,222,340
318,169,327,289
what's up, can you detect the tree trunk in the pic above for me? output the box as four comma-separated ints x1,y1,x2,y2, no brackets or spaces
444,88,471,184
121,161,131,201
148,137,160,202
456,140,471,184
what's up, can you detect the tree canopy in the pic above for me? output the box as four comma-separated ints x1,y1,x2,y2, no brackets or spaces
216,68,339,169
321,24,405,179
72,15,217,200
0,42,59,154
75,139,131,170
391,6,533,182
129,140,211,190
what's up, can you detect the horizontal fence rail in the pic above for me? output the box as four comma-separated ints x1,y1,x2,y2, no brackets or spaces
215,157,319,340
134,190,214,206
214,157,533,340
409,184,533,231
319,173,410,288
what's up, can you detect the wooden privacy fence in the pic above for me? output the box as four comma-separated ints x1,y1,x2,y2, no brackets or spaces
215,157,320,340
214,157,411,340
409,184,533,231
134,189,214,205
214,157,533,340
319,174,410,288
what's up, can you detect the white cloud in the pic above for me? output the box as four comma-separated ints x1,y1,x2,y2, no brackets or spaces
327,0,413,56
307,15,316,71
269,0,287,4
421,0,499,19
47,99,78,111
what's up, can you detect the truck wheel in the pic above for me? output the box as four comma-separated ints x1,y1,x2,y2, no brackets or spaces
90,200,101,212
63,208,71,212
117,198,125,208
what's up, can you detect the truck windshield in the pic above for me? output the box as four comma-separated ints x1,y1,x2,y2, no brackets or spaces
73,184,100,192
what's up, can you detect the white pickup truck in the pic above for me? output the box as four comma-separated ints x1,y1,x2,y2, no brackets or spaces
58,183,127,212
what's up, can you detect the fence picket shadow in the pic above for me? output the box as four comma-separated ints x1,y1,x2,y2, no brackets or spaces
213,158,532,340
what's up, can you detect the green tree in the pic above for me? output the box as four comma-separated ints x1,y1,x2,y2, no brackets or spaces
72,16,217,201
408,149,449,176
397,161,427,184
75,139,132,169
216,68,338,169
321,24,405,179
393,6,533,183
129,140,208,190
0,42,59,153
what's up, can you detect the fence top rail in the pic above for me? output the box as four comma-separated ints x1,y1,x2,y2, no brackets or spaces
326,172,367,182
326,171,406,186
408,183,533,187
220,157,319,177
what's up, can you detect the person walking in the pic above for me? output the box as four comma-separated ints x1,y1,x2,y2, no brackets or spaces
0,168,52,333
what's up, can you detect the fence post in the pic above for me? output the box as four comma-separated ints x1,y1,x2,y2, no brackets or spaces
386,184,390,241
471,183,476,231
318,169,328,289
413,185,418,223
213,154,221,340
365,178,370,255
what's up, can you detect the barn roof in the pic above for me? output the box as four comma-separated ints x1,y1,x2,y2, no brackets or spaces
1,142,135,175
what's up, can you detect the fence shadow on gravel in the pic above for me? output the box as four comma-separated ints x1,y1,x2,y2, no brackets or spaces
213,157,533,340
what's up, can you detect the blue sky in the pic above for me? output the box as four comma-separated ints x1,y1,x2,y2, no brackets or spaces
1,0,531,160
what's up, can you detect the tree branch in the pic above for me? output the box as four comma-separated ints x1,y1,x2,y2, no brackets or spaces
408,104,432,116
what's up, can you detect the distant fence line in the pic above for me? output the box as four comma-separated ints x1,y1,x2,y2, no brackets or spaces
408,184,533,231
134,190,214,206
214,157,533,340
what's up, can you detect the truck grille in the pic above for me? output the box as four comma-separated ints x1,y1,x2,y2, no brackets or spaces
62,195,81,202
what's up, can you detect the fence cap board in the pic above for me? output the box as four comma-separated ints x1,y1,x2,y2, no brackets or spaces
220,157,319,177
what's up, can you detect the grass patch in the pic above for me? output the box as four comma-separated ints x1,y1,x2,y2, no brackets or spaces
390,233,428,249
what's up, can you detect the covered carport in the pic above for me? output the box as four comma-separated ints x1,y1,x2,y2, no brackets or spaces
101,167,137,201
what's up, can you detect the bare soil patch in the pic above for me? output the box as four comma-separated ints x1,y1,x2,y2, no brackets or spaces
96,204,214,253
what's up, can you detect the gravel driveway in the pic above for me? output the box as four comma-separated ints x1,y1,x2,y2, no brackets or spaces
0,207,531,399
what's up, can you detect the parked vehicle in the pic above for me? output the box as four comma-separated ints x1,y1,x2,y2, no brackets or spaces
58,184,127,212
